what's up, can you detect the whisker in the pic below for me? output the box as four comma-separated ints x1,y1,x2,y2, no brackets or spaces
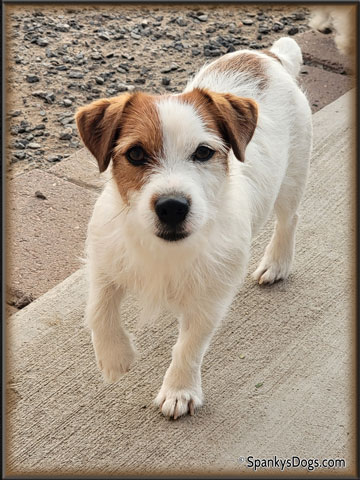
104,205,129,225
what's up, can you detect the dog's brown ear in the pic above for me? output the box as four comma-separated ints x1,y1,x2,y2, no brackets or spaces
198,89,258,162
75,93,132,172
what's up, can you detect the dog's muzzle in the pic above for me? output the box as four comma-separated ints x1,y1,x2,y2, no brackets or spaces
155,195,190,242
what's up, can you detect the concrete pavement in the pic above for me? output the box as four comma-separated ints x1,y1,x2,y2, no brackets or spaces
5,90,356,477
5,29,355,316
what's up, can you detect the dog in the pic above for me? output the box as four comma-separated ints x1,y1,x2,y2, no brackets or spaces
75,37,312,420
309,5,356,57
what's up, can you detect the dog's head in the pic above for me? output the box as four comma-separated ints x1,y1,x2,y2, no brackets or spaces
75,89,257,244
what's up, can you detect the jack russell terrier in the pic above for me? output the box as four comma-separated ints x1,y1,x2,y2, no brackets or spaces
75,37,312,420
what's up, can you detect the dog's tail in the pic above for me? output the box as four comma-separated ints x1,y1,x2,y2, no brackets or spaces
270,37,303,78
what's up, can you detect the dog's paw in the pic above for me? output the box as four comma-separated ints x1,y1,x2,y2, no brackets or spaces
252,257,291,285
91,331,137,383
154,386,203,420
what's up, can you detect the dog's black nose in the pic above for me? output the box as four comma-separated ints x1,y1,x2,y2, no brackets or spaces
155,196,190,226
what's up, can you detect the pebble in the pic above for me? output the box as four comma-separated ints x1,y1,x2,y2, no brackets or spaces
176,16,188,27
14,140,26,149
47,154,62,162
98,32,110,41
162,76,170,85
59,128,72,140
160,62,179,73
68,70,84,79
95,76,105,85
288,26,299,35
242,19,254,26
26,75,39,83
32,90,56,103
37,38,49,47
35,190,47,200
197,14,208,22
272,22,284,31
28,142,41,149
63,99,73,107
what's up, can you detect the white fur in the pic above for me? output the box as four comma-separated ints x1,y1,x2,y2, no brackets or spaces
85,38,312,419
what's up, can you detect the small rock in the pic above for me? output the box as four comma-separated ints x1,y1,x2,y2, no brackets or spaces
131,32,141,40
91,52,102,60
59,128,72,140
192,48,201,56
272,22,284,32
162,77,170,86
115,83,129,92
56,23,70,32
176,16,188,27
10,110,22,117
292,12,305,21
28,142,41,149
226,45,236,53
242,19,254,26
98,32,110,41
288,27,299,35
95,76,104,85
160,63,179,73
32,90,55,104
68,70,84,79
37,38,49,47
63,99,73,107
197,14,208,22
47,154,62,162
26,75,40,83
35,190,47,200
258,24,270,34
14,152,26,160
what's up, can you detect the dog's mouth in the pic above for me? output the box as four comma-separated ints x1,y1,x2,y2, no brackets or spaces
156,229,190,242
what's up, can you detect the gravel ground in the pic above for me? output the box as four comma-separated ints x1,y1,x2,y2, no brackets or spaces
5,4,311,179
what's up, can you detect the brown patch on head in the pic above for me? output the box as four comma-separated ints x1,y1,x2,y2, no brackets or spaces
75,92,163,203
262,49,282,64
111,92,163,202
207,51,269,89
179,88,258,163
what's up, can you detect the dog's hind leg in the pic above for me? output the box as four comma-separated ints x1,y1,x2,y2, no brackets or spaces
253,112,312,285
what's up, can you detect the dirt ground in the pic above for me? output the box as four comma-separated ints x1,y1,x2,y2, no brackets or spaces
6,4,311,179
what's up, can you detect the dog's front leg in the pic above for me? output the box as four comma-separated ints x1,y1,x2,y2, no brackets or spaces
86,275,136,383
155,303,226,419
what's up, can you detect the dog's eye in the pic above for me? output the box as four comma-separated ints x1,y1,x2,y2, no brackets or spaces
193,145,215,162
126,146,147,166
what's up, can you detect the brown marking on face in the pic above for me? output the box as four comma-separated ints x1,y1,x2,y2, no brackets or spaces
207,51,268,89
76,92,164,204
178,88,258,164
112,92,163,203
176,89,230,171
262,49,282,64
